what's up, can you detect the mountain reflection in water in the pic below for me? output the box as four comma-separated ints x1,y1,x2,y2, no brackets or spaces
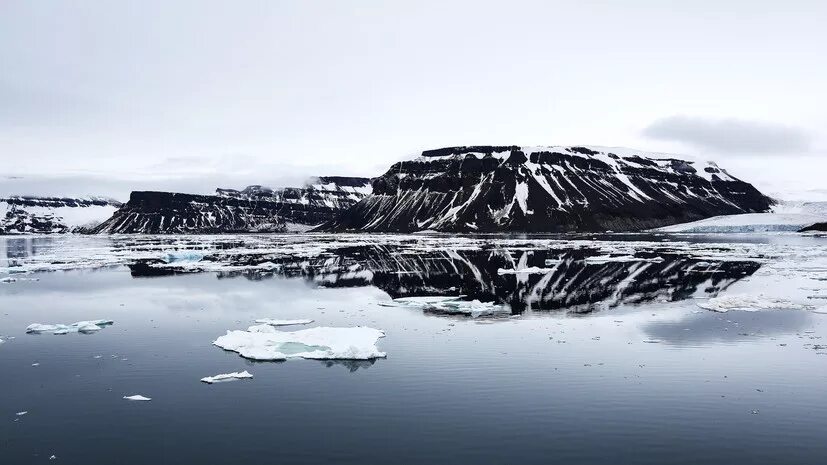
130,245,760,314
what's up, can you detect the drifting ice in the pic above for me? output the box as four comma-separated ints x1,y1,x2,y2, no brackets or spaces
392,296,509,317
497,266,557,275
123,395,152,401
26,320,114,335
697,295,810,313
213,325,386,361
161,251,205,263
253,318,314,326
200,371,254,384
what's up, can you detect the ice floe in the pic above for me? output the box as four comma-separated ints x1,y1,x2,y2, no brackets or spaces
123,395,152,401
213,325,386,361
392,296,510,317
253,318,314,326
161,251,205,263
497,266,556,274
200,371,254,384
26,320,114,335
697,295,810,313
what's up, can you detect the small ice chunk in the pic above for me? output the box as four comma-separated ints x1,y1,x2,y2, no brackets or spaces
16,411,27,416
123,395,151,401
698,295,810,313
26,320,114,335
161,251,205,263
31,363,39,367
200,371,253,384
253,318,314,326
497,266,557,274
213,326,386,361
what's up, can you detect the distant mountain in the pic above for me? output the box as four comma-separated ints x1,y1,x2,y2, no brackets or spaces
0,196,121,234
800,223,827,232
322,145,774,232
91,177,371,234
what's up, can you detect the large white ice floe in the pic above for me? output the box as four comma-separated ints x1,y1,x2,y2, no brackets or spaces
697,294,811,313
392,296,510,317
26,320,114,335
253,318,314,326
123,395,152,401
213,325,386,361
200,371,254,384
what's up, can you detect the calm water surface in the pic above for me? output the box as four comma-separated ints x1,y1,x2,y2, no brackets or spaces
1,234,826,464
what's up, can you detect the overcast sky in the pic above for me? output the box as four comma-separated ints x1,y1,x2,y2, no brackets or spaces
1,0,825,200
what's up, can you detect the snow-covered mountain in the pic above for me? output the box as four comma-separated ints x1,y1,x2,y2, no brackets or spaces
91,177,372,234
217,176,371,214
322,145,774,233
0,196,121,234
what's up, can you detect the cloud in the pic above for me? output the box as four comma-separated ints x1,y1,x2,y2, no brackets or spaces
642,115,812,154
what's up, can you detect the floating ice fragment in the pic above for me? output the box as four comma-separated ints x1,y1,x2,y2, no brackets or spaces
123,395,151,401
26,320,114,335
200,371,253,384
253,318,314,326
698,295,810,313
213,326,386,361
392,296,509,317
16,411,27,416
161,251,205,263
497,266,557,275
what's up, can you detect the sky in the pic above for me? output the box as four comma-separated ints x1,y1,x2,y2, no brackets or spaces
1,0,825,201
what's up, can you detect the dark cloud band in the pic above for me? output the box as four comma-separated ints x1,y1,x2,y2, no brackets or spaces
643,115,811,154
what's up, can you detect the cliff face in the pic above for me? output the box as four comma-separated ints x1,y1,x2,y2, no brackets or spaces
91,177,373,234
323,145,774,233
89,191,287,234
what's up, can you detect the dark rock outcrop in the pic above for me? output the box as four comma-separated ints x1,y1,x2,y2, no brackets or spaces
799,222,827,232
322,145,774,233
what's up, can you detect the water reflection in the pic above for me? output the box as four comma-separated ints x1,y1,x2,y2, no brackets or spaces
131,246,761,314
643,309,813,346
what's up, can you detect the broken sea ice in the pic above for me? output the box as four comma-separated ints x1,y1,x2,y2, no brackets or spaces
26,320,114,335
213,325,386,361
